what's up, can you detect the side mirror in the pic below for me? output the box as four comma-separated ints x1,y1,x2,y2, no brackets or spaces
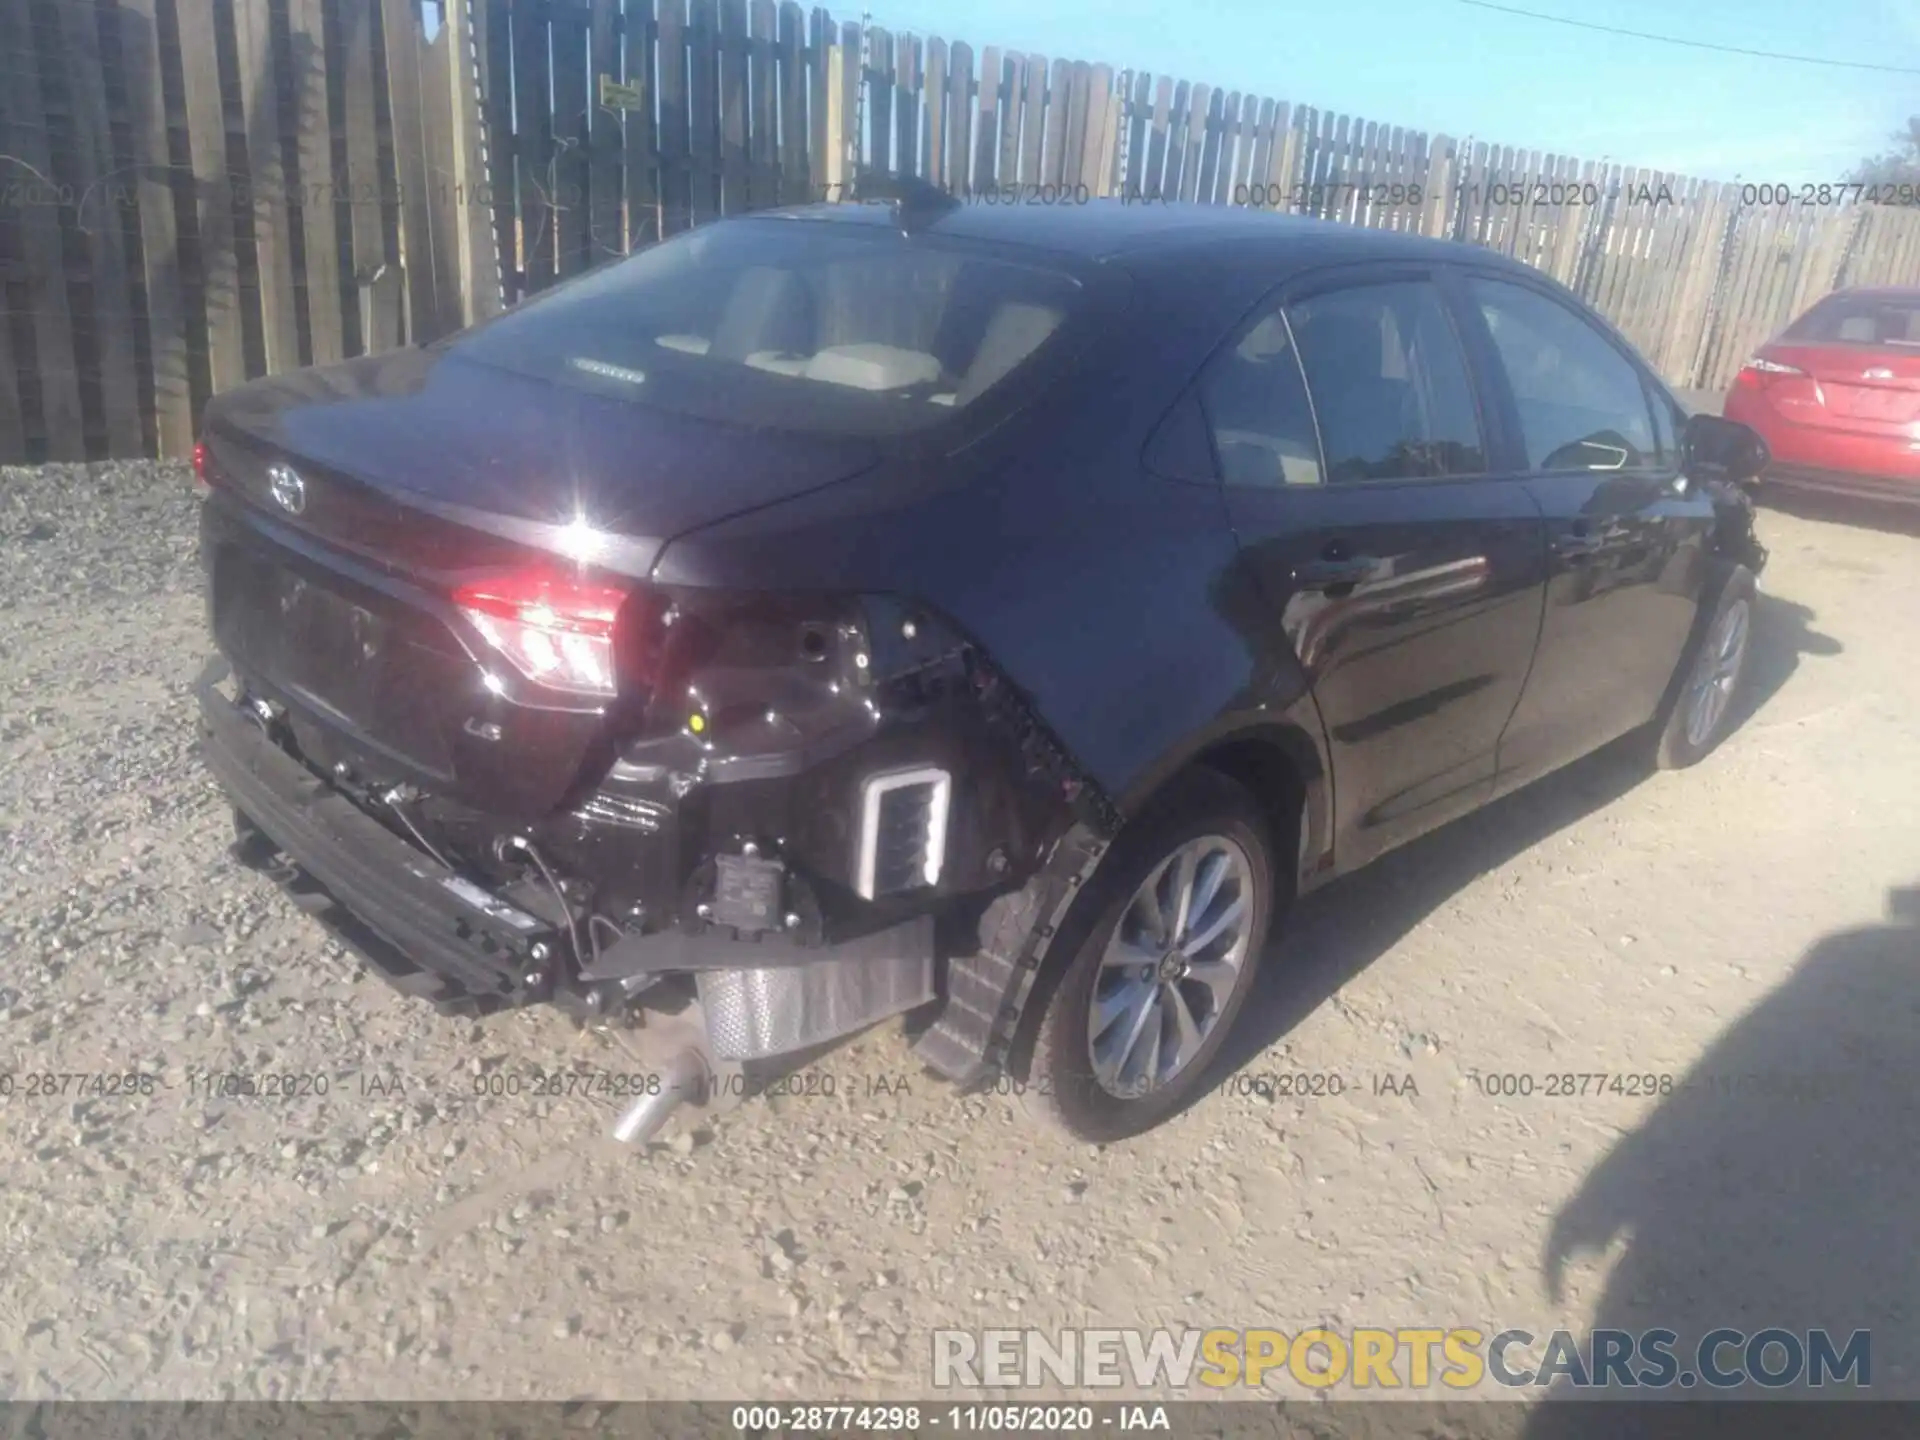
1683,413,1770,486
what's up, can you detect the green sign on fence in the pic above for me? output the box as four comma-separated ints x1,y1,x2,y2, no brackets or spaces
599,74,645,111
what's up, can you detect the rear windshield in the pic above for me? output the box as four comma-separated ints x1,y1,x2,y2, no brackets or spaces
452,218,1085,437
1783,293,1920,347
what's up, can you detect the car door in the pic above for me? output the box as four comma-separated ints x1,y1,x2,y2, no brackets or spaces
1199,266,1549,872
1456,272,1719,794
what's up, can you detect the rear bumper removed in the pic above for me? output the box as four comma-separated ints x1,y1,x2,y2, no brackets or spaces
199,657,559,1011
194,656,945,1140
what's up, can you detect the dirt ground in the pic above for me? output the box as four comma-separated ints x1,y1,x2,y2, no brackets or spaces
1,461,1916,1405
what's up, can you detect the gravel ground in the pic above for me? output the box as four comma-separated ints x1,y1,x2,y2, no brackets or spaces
1,461,1917,1405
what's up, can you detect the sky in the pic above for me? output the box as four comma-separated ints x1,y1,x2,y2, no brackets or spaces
850,0,1920,184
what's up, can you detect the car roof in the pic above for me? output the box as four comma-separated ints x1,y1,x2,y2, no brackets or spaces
747,197,1528,272
1822,285,1920,300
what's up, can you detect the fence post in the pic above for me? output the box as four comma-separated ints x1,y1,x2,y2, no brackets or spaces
842,21,864,190
234,0,301,377
447,0,506,324
1418,136,1453,239
1084,66,1118,196
1829,206,1869,290
379,0,438,341
1792,206,1861,320
120,0,195,453
824,43,848,197
1669,182,1736,390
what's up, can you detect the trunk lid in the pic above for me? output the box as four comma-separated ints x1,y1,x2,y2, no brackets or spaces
1750,289,1920,435
200,348,878,822
1754,341,1920,434
207,347,881,573
202,491,615,824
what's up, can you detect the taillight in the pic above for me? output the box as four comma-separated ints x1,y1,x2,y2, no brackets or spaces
453,570,634,698
191,440,211,495
1735,356,1806,388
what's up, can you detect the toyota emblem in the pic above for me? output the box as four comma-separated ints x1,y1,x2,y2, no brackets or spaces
266,462,308,515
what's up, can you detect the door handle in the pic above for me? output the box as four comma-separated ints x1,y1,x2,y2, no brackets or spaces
1294,550,1376,594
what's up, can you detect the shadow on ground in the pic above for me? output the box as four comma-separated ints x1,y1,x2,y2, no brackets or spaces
1218,591,1841,1075
1508,883,1920,1428
1759,487,1920,540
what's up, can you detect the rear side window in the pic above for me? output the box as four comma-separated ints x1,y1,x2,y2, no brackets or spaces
1199,311,1324,488
1471,278,1658,472
1285,280,1487,483
453,219,1084,437
1783,293,1920,347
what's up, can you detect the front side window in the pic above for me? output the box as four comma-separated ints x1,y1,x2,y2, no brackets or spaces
1471,278,1658,473
1284,279,1487,483
452,219,1084,438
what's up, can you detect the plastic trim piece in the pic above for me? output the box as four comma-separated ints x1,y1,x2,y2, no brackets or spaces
854,766,952,900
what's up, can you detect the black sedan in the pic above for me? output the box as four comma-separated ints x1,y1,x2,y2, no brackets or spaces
191,192,1771,1143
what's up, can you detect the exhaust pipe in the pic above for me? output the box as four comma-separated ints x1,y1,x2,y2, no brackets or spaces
610,1046,710,1146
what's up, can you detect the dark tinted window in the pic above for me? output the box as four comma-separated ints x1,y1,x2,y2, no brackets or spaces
1783,293,1920,347
1285,280,1486,483
453,220,1083,437
1199,311,1323,488
1648,383,1680,464
1472,279,1657,472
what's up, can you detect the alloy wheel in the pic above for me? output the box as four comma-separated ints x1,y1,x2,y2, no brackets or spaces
1685,596,1751,749
1087,834,1255,1098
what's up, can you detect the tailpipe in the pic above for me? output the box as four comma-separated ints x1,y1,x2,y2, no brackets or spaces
610,1046,710,1146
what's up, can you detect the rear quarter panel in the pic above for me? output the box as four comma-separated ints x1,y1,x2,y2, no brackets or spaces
649,245,1334,847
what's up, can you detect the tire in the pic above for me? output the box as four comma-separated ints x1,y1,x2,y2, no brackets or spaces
1654,565,1757,770
1021,768,1280,1142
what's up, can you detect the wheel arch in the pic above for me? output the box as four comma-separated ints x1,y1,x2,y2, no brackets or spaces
914,715,1338,1092
1651,553,1754,735
992,718,1332,1073
1119,710,1336,899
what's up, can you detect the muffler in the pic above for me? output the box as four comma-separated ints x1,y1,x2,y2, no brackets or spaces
606,920,934,1147
604,1001,738,1148
695,915,936,1059
610,1046,710,1146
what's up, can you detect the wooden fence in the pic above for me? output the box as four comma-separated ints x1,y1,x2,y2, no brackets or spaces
9,0,1920,463
0,0,498,463
471,0,1920,401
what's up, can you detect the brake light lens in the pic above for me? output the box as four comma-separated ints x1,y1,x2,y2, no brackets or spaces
453,570,633,697
191,440,211,495
1735,356,1807,388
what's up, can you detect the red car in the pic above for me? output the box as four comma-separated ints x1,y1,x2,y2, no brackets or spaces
1723,286,1920,505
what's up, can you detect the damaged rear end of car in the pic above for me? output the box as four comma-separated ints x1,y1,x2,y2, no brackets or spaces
191,210,1124,1143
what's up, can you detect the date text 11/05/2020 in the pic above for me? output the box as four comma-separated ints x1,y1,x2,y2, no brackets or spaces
806,178,1920,212
11,175,1920,218
0,1066,1392,1106
0,1067,1411,1114
1,1066,1841,1105
1235,180,1920,212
